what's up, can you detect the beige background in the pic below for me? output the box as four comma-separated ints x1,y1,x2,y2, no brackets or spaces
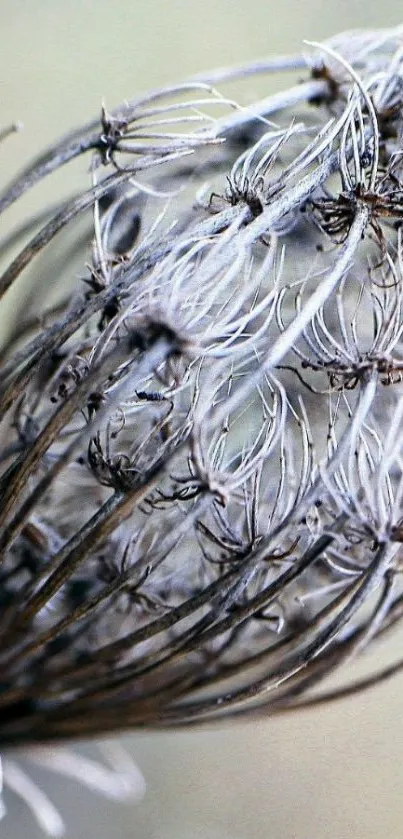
1,2,403,838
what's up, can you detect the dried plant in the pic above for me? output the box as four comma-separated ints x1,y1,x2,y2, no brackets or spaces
2,24,403,833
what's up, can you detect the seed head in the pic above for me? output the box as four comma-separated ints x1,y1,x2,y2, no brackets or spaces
1,24,403,832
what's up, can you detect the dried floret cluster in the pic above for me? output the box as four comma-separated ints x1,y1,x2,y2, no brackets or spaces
1,27,403,790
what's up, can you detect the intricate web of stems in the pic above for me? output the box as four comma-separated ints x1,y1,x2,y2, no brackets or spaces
1,27,403,765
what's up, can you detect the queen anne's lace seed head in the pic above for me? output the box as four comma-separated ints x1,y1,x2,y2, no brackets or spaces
2,25,403,833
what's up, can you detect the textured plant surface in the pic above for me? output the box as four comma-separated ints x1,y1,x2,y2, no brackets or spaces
2,24,403,832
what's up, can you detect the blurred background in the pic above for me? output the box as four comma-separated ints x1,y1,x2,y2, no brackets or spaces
1,2,403,837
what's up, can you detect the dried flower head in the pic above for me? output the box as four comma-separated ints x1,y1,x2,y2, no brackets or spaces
2,24,403,832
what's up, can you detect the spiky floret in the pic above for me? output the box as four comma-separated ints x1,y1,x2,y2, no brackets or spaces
1,29,403,827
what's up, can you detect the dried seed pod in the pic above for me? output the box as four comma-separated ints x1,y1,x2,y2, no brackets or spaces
1,24,403,833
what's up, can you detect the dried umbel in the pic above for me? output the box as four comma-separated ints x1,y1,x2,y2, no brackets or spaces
2,24,403,831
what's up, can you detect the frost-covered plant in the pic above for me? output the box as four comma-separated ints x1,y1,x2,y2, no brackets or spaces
2,24,403,833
